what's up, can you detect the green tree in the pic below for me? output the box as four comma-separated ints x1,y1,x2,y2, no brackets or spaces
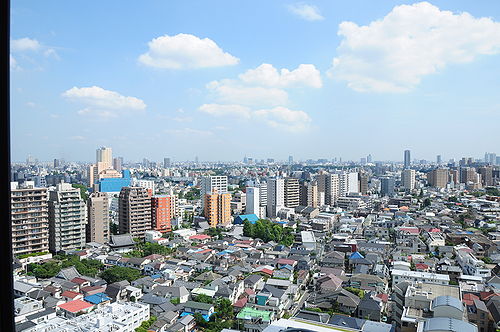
28,261,61,279
99,266,141,283
215,298,233,320
109,222,119,235
195,294,214,304
72,183,89,201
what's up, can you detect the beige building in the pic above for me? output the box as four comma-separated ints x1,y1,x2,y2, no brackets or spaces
118,187,152,239
86,192,109,244
299,181,318,208
204,189,231,227
284,177,300,208
402,169,416,191
10,181,50,256
427,168,449,188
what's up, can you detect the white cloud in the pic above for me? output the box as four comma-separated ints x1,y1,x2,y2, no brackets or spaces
10,55,20,70
11,38,41,52
138,33,239,69
199,104,252,119
329,2,500,92
207,80,288,107
63,86,146,110
288,3,324,21
239,63,322,88
254,107,311,132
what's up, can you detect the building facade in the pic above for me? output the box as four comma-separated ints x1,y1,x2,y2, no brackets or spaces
118,187,152,239
86,192,109,244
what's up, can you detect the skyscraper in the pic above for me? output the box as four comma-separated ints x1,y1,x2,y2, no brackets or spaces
48,182,86,253
380,177,395,197
245,187,260,217
404,150,411,169
86,192,109,244
11,181,49,255
288,155,293,165
163,157,171,168
367,154,372,163
436,155,442,165
204,190,231,227
96,147,112,169
113,157,123,172
119,187,152,239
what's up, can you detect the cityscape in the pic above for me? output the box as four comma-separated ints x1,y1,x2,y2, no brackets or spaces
9,1,500,332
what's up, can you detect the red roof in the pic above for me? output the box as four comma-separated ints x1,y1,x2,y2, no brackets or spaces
399,227,420,234
233,297,248,308
376,294,389,303
277,258,296,266
244,288,255,296
196,249,212,255
189,234,211,240
429,228,441,233
463,293,480,306
415,263,429,270
71,277,88,285
259,268,273,276
61,290,81,299
58,299,93,313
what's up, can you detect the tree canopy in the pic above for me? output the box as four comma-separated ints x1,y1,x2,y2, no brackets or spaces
243,219,295,246
99,266,142,283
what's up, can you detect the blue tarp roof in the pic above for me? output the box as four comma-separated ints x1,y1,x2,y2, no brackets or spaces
350,252,365,260
234,214,259,224
84,292,110,304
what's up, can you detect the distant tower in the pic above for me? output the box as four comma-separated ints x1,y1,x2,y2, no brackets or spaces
163,157,171,168
96,147,112,169
288,155,293,165
436,155,442,165
404,150,411,169
367,154,372,163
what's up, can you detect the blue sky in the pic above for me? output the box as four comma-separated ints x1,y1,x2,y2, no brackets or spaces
10,1,500,163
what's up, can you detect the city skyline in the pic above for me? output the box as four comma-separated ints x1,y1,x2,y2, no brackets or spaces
11,1,500,162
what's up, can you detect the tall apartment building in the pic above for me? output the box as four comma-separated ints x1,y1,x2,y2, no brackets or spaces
10,181,50,256
402,169,416,191
245,187,260,216
460,167,479,185
317,173,339,205
86,192,109,244
267,178,285,218
204,190,231,227
299,181,318,208
404,150,411,169
151,195,172,233
478,166,494,186
89,147,115,187
163,157,171,168
427,168,449,188
259,182,267,207
118,187,152,239
96,146,112,168
380,177,395,197
113,157,122,173
200,176,228,210
284,177,300,208
359,173,369,194
48,182,86,253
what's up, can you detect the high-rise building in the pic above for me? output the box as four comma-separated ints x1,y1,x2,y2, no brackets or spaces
204,190,231,227
460,167,479,184
96,147,112,169
436,155,442,165
48,182,86,253
118,187,152,239
113,157,122,172
359,173,369,194
426,168,449,188
367,154,372,163
299,181,318,208
284,177,300,208
86,192,109,244
402,169,416,191
478,166,494,187
10,181,50,256
347,172,359,194
53,159,60,168
200,176,228,209
267,178,285,218
288,155,293,165
404,150,411,169
380,177,395,197
151,195,172,233
316,173,339,205
163,157,171,168
245,187,260,217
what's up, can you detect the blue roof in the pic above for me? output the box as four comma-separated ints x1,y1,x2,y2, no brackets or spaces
181,311,212,321
151,274,161,279
234,214,259,224
84,292,111,304
350,252,365,260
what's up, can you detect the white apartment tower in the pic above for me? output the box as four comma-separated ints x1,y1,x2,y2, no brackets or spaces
245,187,261,217
267,178,285,218
48,182,87,253
402,169,416,191
200,176,228,209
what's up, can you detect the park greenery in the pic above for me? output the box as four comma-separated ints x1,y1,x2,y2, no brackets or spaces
99,266,142,283
243,219,295,246
193,298,235,332
123,241,175,258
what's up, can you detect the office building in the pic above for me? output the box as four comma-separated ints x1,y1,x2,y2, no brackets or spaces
86,192,109,244
367,154,372,163
267,178,285,218
163,157,171,168
427,168,449,188
436,155,442,165
284,177,300,208
10,181,50,256
112,157,122,172
151,195,172,233
380,177,395,197
404,150,411,169
48,182,86,253
204,189,231,227
288,155,293,164
118,187,152,239
402,169,416,191
200,176,228,210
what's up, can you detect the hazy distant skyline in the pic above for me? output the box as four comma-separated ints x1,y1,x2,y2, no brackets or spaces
10,1,500,162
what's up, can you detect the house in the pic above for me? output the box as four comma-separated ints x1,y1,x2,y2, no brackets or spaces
105,280,130,301
83,292,111,307
57,299,93,318
320,251,345,268
236,307,274,331
109,234,136,252
357,293,384,321
349,274,387,293
182,301,215,320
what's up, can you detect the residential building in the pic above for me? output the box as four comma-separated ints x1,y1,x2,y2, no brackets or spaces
404,150,411,169
380,177,395,197
204,189,231,227
10,181,50,256
402,169,416,191
48,182,86,253
86,192,109,244
200,176,228,210
427,168,449,188
267,178,285,218
246,187,261,217
151,195,172,233
118,187,152,239
284,177,299,208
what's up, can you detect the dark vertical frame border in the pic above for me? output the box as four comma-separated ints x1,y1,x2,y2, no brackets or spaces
1,0,14,330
